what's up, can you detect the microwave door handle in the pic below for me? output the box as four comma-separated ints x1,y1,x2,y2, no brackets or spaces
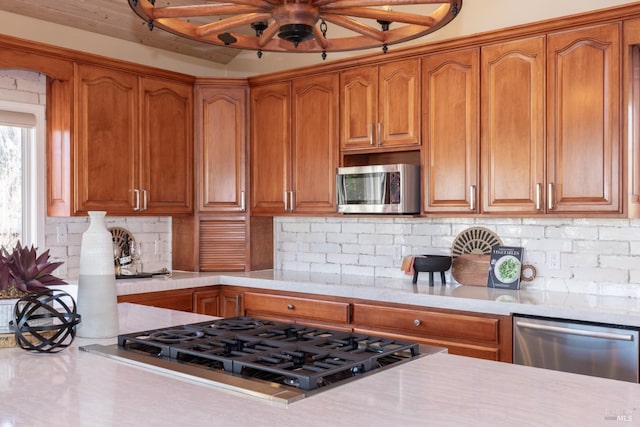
375,173,386,204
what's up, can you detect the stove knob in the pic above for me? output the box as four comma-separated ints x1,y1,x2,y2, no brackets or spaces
287,304,295,310
414,319,421,327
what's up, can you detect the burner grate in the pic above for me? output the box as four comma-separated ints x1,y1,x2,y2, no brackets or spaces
116,317,421,391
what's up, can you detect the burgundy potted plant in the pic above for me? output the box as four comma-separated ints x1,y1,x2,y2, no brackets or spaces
0,242,67,334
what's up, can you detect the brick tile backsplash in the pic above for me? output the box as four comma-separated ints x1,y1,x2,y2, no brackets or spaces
275,217,640,297
45,216,172,281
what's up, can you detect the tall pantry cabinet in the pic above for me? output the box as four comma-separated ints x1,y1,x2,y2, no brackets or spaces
196,83,249,271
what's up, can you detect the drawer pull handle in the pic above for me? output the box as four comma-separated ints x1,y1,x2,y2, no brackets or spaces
287,304,294,310
414,319,421,327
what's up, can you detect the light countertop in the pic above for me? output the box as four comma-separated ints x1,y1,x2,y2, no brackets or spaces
1,303,639,427
112,270,640,327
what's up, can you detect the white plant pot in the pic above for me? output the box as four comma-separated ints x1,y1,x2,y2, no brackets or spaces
0,298,17,334
0,297,52,335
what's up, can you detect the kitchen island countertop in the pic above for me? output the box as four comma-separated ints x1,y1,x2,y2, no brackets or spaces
114,269,640,327
1,303,638,427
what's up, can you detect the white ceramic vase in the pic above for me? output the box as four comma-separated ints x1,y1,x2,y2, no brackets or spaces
76,211,119,338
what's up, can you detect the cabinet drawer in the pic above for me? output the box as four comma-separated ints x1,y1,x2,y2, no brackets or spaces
244,292,350,324
117,289,194,312
353,327,501,361
352,303,500,344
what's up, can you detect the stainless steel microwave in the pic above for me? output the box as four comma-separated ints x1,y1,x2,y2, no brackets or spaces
336,164,420,214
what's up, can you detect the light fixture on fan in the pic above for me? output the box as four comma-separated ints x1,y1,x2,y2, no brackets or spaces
128,0,462,59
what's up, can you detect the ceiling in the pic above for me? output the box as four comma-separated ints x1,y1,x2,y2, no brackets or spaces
0,0,245,65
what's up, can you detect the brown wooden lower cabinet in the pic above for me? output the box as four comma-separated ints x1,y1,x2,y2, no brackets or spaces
192,288,220,315
218,287,244,317
117,285,512,362
117,288,196,312
352,302,512,362
243,291,351,331
119,285,243,317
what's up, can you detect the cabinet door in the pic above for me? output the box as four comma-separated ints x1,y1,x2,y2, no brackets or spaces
423,48,479,213
291,74,339,213
481,36,545,214
379,59,421,148
547,24,621,213
140,77,193,214
197,85,247,213
76,64,139,214
219,288,244,317
250,82,291,214
340,67,378,150
193,288,220,316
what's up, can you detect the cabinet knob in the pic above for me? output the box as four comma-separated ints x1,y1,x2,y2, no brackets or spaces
287,304,295,310
414,319,421,327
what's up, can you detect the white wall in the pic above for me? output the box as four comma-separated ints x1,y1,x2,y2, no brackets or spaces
275,217,640,298
0,69,172,280
0,1,638,77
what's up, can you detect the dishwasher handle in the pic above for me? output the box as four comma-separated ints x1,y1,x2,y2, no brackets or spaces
515,320,636,342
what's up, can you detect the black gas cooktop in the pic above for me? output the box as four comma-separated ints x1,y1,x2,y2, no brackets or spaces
81,317,441,404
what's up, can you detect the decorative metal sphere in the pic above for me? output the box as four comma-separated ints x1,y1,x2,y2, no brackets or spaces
10,289,81,353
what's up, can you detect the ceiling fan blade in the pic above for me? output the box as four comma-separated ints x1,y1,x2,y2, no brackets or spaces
197,12,273,37
315,0,451,7
325,7,437,27
322,14,386,41
258,21,280,47
151,4,269,19
206,0,276,7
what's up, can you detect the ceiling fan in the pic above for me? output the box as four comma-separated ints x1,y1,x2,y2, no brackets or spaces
128,0,462,59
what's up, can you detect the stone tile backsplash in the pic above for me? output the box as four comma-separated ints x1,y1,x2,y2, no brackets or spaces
45,216,172,281
274,216,640,298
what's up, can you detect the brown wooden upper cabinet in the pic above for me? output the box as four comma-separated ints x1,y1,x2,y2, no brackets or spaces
196,84,247,213
250,81,291,215
422,48,480,213
480,36,546,214
480,25,620,215
75,64,193,215
250,74,339,215
546,23,621,214
340,59,420,152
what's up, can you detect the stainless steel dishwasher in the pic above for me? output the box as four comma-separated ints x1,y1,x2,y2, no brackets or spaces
513,315,640,383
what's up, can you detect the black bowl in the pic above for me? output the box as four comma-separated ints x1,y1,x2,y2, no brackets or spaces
413,255,452,272
412,255,452,285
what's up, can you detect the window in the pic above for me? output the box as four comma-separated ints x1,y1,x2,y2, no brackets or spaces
0,101,45,249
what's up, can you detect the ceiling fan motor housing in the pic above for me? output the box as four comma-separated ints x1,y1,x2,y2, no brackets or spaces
273,4,319,46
